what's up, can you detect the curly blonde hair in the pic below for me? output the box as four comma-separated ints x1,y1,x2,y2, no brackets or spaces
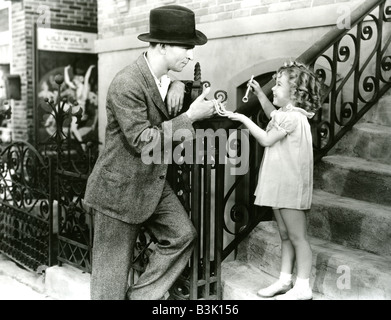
275,61,322,114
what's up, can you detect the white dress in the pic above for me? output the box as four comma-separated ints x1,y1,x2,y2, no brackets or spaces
254,104,314,210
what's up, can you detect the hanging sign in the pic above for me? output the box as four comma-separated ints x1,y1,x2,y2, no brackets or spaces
37,28,96,53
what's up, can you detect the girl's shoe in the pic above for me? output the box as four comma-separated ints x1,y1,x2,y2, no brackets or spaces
274,286,313,300
257,280,292,298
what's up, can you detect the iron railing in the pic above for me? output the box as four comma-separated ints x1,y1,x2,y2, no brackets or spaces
38,74,98,273
222,0,391,263
0,141,54,271
309,0,391,161
235,0,391,162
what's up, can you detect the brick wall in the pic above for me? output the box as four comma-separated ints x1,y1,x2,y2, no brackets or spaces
11,0,97,144
98,0,352,40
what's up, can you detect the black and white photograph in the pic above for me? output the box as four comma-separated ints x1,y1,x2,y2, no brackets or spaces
0,0,390,309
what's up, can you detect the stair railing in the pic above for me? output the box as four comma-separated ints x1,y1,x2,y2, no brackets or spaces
237,0,391,162
164,0,391,299
220,0,391,266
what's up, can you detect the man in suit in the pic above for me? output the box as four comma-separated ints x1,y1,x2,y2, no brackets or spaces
84,5,216,300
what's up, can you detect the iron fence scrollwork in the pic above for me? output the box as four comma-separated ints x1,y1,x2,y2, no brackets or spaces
38,74,97,273
0,141,54,272
303,0,391,160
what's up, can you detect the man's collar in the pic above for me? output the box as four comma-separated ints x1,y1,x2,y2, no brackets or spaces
143,52,165,84
143,52,171,100
136,54,169,119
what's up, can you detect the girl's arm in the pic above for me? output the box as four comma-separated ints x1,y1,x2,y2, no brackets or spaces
228,112,286,147
255,90,276,119
249,80,276,119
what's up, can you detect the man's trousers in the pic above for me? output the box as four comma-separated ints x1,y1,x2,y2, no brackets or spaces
90,181,197,300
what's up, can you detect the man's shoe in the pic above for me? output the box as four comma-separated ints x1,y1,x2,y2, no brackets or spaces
274,286,313,300
257,280,292,298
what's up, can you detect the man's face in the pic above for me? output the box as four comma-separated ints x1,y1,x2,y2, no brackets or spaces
165,44,194,72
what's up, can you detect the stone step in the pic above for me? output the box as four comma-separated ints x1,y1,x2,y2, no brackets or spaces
221,260,328,300
314,155,391,206
309,189,391,256
362,90,391,126
237,221,391,299
331,123,391,165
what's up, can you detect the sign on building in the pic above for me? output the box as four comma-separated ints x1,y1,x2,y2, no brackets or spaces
34,25,98,152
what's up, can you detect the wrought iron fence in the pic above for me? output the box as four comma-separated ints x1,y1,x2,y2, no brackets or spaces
127,65,250,300
309,0,391,161
37,74,98,273
0,141,54,271
224,0,391,266
236,0,391,162
0,74,98,274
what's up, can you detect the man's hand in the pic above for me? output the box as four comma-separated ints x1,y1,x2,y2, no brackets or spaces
186,85,221,123
167,80,185,117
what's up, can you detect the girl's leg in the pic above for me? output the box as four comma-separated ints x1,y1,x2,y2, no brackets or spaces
273,208,295,275
275,209,313,300
257,209,294,298
279,209,312,280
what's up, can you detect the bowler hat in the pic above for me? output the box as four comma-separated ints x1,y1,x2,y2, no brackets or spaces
138,5,207,46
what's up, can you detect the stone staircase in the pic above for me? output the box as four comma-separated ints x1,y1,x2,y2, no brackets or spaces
221,90,391,300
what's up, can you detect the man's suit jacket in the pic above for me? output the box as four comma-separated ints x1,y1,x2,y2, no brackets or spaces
84,54,195,224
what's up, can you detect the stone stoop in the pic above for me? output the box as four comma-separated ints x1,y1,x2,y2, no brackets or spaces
221,90,391,300
330,122,391,164
226,221,391,300
221,260,327,300
309,189,391,256
313,155,391,207
361,89,391,127
221,260,276,300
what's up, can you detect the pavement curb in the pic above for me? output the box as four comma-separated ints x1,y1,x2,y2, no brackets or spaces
0,254,91,300
0,254,45,294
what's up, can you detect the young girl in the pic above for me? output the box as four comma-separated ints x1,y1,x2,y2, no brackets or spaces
227,61,322,300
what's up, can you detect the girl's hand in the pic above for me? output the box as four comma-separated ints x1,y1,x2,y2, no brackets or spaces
227,112,249,123
249,79,263,96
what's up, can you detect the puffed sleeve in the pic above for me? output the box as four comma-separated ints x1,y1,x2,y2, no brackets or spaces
270,111,298,134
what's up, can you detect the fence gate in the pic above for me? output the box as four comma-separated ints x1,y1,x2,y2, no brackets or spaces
0,141,54,271
55,162,94,273
37,73,97,273
0,73,97,274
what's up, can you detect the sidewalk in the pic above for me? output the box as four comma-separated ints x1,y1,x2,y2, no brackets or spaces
0,254,90,300
0,274,53,300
